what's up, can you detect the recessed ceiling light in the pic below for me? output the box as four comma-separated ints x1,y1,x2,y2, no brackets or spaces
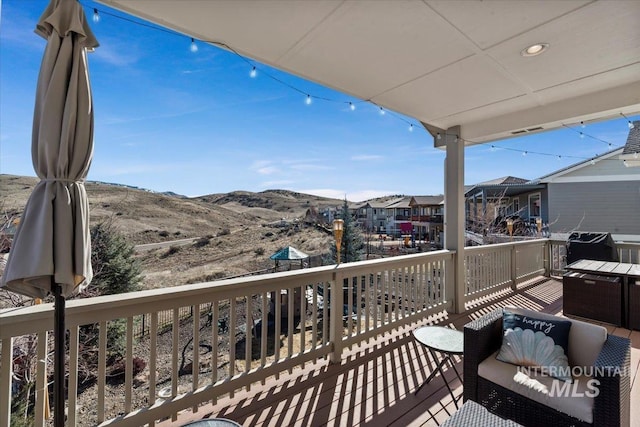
521,43,549,57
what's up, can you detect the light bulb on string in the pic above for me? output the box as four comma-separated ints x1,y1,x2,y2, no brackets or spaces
409,124,414,132
92,8,100,23
379,107,385,115
580,121,585,129
436,133,442,141
490,145,495,152
349,102,355,111
249,67,257,78
620,112,635,129
579,132,584,139
522,151,527,156
305,95,312,105
190,38,198,53
590,159,596,165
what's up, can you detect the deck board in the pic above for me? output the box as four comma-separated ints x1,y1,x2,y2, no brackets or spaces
158,277,639,427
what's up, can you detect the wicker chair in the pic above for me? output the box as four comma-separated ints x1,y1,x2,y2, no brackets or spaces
463,308,630,427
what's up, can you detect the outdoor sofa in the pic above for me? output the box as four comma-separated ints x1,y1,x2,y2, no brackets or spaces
463,307,630,427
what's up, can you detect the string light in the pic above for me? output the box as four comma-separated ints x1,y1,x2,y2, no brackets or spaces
522,151,527,156
621,112,635,129
590,159,596,165
87,5,635,147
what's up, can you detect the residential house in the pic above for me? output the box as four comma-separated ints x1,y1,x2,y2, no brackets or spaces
539,131,640,240
465,124,640,241
384,196,413,237
409,195,444,243
465,176,546,235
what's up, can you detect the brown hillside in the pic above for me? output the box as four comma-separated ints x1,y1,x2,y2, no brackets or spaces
0,174,336,289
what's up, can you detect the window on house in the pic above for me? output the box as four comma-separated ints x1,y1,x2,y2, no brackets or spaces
529,193,541,218
513,199,520,214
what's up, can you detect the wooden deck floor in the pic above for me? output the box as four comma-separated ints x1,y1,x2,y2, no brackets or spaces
159,277,640,427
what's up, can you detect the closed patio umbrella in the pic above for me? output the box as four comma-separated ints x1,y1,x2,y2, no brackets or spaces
0,0,98,425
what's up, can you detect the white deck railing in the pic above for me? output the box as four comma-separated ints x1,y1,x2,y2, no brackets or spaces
548,239,640,275
1,250,457,427
463,239,547,303
11,236,624,426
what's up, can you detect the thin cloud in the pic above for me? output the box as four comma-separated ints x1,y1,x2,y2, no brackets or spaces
289,163,333,171
257,166,279,175
351,154,383,161
298,188,399,202
101,107,210,125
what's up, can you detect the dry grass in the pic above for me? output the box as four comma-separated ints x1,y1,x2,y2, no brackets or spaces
0,174,337,289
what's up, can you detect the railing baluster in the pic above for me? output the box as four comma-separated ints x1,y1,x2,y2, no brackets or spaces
287,287,293,369
245,295,251,383
149,313,157,427
212,301,218,404
97,321,106,423
311,284,318,353
260,292,267,380
275,291,281,373
68,325,79,426
125,316,133,414
322,282,328,347
193,303,200,409
172,308,179,421
356,275,362,336
300,285,306,366
229,298,236,397
34,331,47,427
0,337,12,427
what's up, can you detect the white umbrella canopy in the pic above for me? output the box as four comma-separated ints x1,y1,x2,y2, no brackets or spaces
1,0,99,299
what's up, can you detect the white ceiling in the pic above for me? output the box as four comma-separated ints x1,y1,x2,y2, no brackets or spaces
99,0,640,146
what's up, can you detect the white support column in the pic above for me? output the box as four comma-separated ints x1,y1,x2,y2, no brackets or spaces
443,126,466,313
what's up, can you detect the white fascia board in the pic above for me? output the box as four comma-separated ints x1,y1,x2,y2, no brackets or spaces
545,174,640,183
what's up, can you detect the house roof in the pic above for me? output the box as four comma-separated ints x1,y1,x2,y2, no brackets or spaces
464,176,540,197
385,197,413,209
269,246,309,261
100,0,640,145
472,176,529,186
622,121,640,156
409,196,444,206
536,147,624,182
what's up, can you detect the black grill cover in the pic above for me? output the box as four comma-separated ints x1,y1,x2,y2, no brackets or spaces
566,232,619,265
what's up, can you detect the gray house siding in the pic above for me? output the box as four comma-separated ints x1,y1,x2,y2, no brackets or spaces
547,181,640,235
512,189,549,224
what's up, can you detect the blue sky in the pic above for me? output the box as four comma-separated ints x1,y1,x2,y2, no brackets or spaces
1,1,637,202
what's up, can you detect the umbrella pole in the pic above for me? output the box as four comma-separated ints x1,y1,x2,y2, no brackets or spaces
53,283,65,427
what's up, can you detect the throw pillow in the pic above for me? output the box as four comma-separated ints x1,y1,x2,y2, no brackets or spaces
496,308,572,381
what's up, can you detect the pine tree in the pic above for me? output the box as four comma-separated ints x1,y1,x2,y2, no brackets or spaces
328,199,364,264
76,220,143,382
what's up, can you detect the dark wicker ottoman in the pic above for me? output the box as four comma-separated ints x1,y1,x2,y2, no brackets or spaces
563,272,622,325
441,400,522,427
